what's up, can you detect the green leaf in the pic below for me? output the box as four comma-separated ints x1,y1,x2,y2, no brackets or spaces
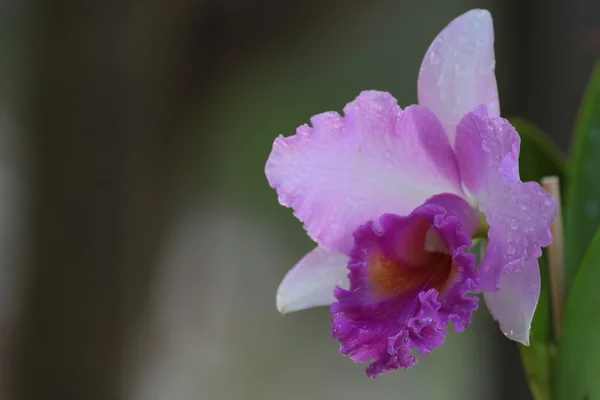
518,251,553,400
555,228,600,400
509,117,567,185
507,117,566,400
520,337,555,400
565,60,600,289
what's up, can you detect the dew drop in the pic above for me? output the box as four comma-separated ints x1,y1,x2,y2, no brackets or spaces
495,127,505,140
463,40,476,54
507,245,516,255
429,50,441,65
510,220,519,230
454,63,467,78
482,141,491,152
504,330,515,339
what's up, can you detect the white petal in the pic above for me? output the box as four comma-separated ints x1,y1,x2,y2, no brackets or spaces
276,247,349,314
418,9,499,146
483,258,541,346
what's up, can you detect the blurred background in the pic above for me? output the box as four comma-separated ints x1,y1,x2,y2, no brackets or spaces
0,0,595,399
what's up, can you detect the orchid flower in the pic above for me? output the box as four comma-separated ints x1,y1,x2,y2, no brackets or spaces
265,9,557,378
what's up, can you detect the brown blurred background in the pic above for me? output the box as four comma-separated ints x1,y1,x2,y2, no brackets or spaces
0,0,596,399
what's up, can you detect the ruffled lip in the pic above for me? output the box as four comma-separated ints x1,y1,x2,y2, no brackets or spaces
331,194,479,378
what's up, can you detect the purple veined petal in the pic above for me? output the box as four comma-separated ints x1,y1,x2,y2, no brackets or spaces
276,247,349,315
418,9,499,146
484,258,540,345
266,91,465,254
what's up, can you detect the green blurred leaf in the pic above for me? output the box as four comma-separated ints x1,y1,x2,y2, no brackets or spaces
510,117,566,186
518,251,554,400
565,60,600,289
555,228,600,400
520,337,555,400
507,117,565,400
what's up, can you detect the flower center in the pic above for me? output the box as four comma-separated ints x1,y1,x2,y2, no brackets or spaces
474,211,490,239
368,223,457,298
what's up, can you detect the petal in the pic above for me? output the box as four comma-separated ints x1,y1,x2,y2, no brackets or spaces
418,9,499,146
484,258,540,345
423,193,482,238
455,108,557,293
266,91,465,253
454,106,520,193
276,247,349,314
331,198,478,378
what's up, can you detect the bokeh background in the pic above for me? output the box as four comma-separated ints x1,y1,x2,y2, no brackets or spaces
0,0,596,399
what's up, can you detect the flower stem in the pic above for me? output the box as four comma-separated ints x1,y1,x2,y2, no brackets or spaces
541,176,565,340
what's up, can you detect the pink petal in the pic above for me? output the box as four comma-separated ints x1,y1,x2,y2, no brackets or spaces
266,91,465,253
484,258,540,345
276,247,349,314
418,9,499,146
455,107,556,294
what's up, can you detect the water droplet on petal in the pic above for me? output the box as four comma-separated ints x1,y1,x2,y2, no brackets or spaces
507,245,516,255
429,50,441,65
482,141,491,152
504,330,515,339
510,220,519,230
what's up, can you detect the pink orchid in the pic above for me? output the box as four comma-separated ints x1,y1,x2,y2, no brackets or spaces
265,9,557,377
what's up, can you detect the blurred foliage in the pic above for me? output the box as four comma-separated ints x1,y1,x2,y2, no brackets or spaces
554,59,600,400
564,60,600,290
512,117,567,187
555,228,600,400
